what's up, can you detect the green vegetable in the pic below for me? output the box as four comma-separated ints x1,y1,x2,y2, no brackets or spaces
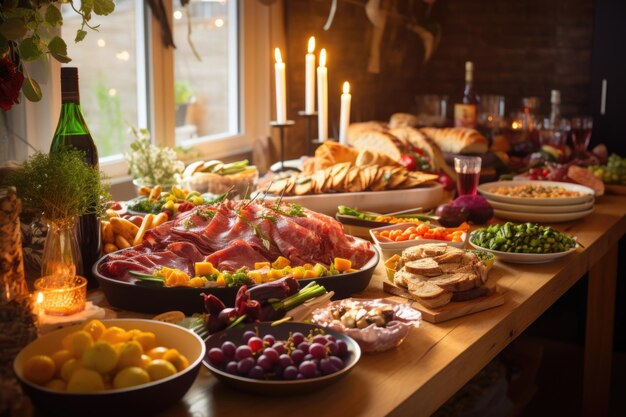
337,205,377,221
128,197,163,214
470,222,577,254
222,267,255,287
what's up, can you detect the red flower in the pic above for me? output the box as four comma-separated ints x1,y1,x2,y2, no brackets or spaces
0,56,24,111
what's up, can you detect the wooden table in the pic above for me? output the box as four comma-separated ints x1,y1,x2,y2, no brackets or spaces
109,195,625,417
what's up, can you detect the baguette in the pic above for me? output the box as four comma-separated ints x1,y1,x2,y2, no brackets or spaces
420,127,489,154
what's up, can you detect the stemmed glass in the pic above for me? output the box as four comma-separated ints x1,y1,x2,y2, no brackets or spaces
570,116,593,159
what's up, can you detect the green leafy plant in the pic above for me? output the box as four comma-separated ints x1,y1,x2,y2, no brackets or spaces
175,80,194,107
3,149,111,225
0,0,116,108
125,127,185,186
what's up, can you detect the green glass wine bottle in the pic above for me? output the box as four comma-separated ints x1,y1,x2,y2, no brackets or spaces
50,67,101,288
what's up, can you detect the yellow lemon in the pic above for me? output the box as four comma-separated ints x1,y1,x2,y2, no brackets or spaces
44,378,67,392
82,341,119,374
60,358,84,382
145,359,177,381
66,369,105,393
83,319,106,341
139,354,152,369
23,355,56,385
66,330,94,358
113,366,150,389
99,326,131,345
133,331,157,351
50,350,73,376
162,349,189,372
117,341,144,369
146,346,168,360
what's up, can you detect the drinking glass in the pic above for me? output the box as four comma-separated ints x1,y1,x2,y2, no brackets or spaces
570,116,593,159
454,156,482,196
478,94,505,128
415,94,448,127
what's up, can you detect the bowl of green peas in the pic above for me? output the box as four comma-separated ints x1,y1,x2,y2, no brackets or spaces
469,222,578,264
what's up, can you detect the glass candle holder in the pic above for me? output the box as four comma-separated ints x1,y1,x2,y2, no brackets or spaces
34,275,87,316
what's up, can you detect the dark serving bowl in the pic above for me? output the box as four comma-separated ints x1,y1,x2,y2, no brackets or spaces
93,238,379,315
14,319,205,417
203,322,361,395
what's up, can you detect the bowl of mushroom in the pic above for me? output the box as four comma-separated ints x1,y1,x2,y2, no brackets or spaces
311,298,422,353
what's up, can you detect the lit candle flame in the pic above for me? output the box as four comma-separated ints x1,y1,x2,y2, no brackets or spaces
36,291,43,304
512,121,521,129
274,48,282,64
308,37,315,54
319,49,326,68
343,81,350,94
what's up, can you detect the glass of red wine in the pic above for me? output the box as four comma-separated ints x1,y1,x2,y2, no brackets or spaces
454,156,482,196
570,116,593,159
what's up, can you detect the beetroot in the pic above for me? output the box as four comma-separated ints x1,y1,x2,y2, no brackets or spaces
435,204,469,227
450,194,494,224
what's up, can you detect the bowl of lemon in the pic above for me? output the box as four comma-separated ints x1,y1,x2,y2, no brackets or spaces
13,318,205,417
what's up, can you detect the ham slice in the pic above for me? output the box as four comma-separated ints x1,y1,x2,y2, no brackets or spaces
99,199,375,280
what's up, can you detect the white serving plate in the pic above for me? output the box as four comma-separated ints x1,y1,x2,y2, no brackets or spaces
265,183,444,216
487,198,594,214
493,207,594,223
468,239,578,264
478,180,595,206
369,222,467,260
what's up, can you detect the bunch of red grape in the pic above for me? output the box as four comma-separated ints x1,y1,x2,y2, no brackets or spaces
206,329,349,380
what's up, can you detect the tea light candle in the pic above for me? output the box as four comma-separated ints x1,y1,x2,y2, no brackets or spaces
317,48,328,141
339,81,351,145
305,37,316,114
34,275,87,316
274,48,287,123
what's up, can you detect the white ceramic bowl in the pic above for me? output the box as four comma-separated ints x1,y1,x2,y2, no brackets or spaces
370,222,467,260
13,319,205,417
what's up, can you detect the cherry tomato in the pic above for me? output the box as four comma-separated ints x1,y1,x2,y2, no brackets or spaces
399,154,417,171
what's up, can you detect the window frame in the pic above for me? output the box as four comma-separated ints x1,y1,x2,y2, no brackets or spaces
8,0,272,184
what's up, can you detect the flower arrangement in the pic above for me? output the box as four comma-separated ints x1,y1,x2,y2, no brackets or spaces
125,128,185,187
0,0,116,110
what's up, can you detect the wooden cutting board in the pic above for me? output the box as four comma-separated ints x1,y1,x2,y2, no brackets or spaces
383,281,505,323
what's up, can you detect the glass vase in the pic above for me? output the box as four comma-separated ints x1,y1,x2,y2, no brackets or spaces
41,219,83,278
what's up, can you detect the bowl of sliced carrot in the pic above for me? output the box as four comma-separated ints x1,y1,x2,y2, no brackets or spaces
369,222,469,260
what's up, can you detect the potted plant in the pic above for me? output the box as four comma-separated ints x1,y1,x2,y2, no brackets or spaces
175,80,195,127
3,149,110,277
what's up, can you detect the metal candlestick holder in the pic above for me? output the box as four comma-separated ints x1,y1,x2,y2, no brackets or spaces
298,110,318,156
270,120,296,173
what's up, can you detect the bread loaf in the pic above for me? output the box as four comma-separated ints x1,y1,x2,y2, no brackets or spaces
389,126,457,180
420,127,489,154
350,131,405,161
389,113,419,129
346,121,387,146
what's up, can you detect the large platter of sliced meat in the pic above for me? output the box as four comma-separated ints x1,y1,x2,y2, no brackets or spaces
93,199,379,314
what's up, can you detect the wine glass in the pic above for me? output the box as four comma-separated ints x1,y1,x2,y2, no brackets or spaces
570,116,593,159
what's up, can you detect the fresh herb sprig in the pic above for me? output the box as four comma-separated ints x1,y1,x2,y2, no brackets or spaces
4,150,110,225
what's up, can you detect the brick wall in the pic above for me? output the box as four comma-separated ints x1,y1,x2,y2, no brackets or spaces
282,0,594,157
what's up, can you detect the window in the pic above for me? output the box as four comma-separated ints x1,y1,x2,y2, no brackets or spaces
6,0,272,180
